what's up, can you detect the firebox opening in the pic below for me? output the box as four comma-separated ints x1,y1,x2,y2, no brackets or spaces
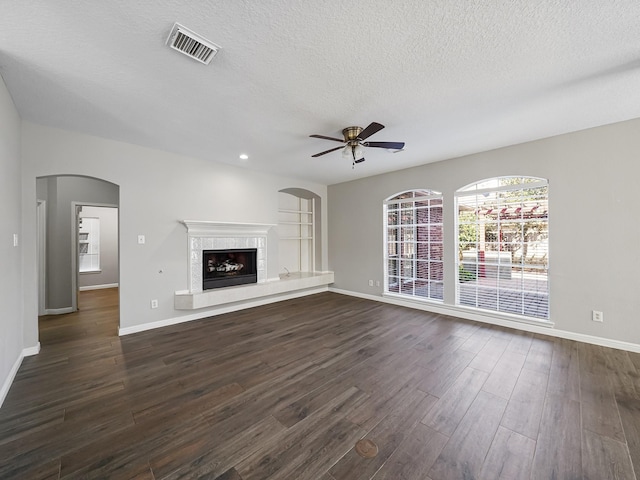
202,248,257,290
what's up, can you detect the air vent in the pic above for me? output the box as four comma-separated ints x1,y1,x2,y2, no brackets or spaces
166,23,220,65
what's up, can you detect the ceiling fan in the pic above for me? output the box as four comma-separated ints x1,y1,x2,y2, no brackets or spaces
310,122,405,165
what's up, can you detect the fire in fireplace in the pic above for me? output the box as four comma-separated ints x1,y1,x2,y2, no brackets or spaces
202,248,257,290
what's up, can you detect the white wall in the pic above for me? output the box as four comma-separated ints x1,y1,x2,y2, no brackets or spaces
0,73,24,405
79,205,119,289
329,117,640,348
21,122,328,349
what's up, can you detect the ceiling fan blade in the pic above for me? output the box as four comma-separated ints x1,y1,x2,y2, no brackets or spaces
364,141,405,150
310,134,344,143
357,122,384,141
355,157,365,164
311,145,344,157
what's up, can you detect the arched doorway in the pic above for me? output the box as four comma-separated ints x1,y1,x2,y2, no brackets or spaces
36,175,120,333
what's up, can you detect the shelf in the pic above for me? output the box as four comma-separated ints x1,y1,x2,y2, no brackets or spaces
278,209,312,215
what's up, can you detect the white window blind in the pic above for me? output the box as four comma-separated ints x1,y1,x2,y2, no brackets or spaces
455,177,549,319
385,190,443,301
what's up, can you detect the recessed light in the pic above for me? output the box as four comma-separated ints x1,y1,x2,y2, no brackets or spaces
239,153,249,160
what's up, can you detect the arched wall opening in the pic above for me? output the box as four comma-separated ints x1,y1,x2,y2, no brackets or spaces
277,188,323,274
35,175,120,322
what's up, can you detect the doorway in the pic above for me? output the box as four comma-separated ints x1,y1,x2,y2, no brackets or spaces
36,175,120,332
72,203,119,310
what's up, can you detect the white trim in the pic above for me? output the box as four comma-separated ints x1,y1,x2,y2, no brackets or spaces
0,343,40,408
23,343,41,357
37,199,47,316
44,307,74,315
456,177,548,196
79,283,119,291
0,354,23,408
329,288,640,353
180,220,275,237
119,286,328,336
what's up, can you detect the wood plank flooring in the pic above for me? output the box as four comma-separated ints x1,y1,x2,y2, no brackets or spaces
1,288,640,479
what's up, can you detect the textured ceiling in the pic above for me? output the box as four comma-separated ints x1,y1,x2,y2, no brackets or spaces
2,1,640,185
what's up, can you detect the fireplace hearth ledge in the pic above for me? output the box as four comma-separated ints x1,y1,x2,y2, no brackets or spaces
175,271,334,310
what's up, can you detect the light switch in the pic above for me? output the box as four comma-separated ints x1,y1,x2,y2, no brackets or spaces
137,235,145,245
13,234,18,247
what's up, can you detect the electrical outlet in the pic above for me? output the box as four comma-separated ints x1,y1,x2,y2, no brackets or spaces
592,310,603,322
368,280,374,287
138,235,146,244
376,280,380,287
151,299,158,309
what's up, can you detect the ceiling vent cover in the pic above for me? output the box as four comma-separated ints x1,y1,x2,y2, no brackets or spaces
166,23,220,65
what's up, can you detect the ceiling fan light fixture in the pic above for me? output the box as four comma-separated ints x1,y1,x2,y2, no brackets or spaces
310,121,405,166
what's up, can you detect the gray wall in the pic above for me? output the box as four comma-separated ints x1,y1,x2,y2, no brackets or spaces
0,73,23,403
36,176,118,309
329,117,640,346
78,205,119,289
20,122,328,349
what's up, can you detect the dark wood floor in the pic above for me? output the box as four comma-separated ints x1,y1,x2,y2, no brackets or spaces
1,289,640,479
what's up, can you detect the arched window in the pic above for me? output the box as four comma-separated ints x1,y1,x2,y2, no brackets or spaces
455,177,549,319
384,190,443,301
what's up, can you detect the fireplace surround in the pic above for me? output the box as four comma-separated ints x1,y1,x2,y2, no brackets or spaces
180,220,274,293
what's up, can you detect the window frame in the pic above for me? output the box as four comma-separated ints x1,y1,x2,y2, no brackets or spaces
384,189,444,302
455,176,550,321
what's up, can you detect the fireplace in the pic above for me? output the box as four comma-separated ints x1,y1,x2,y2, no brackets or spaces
180,220,273,293
202,248,257,290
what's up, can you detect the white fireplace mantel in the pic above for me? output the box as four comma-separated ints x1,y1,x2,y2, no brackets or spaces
181,220,276,237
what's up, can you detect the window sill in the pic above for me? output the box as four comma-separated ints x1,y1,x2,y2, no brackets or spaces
382,292,554,328
79,269,102,274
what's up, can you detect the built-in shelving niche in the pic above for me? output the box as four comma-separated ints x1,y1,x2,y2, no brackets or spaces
278,188,321,275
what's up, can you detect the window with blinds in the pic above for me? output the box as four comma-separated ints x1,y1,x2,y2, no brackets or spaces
385,190,443,301
455,177,549,320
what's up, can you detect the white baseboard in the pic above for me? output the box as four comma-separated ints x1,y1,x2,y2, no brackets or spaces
329,288,640,353
119,286,329,336
23,343,41,357
79,283,119,291
44,307,74,315
0,343,41,409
